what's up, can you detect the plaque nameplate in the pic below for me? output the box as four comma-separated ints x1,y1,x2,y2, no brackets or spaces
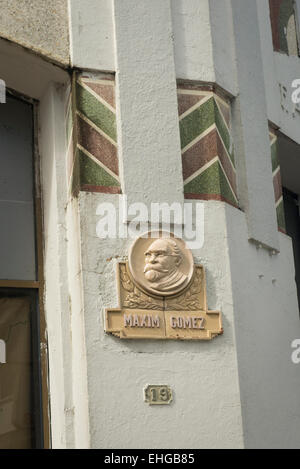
144,385,173,405
105,232,222,341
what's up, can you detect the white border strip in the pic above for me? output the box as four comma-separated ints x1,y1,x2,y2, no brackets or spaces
272,166,280,178
275,195,283,208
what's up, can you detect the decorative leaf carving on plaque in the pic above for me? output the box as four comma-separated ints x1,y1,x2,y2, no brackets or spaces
120,265,134,293
165,267,203,311
120,264,162,310
105,240,222,341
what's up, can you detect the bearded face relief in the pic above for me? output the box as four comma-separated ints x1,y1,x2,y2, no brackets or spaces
128,232,194,297
144,239,187,292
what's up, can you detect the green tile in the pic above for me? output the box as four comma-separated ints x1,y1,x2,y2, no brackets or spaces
180,97,215,149
184,160,220,194
76,82,117,142
214,99,232,160
184,160,237,206
79,149,120,187
218,161,238,206
231,146,236,167
179,96,234,167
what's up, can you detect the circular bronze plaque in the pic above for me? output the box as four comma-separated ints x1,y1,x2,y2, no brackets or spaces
128,231,194,297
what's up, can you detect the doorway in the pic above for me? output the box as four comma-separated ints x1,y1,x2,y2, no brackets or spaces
0,92,48,448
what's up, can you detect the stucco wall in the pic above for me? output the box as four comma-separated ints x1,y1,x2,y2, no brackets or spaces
2,0,295,449
0,0,70,65
65,0,300,450
76,194,300,449
69,0,114,71
78,194,244,449
226,204,300,449
257,0,300,145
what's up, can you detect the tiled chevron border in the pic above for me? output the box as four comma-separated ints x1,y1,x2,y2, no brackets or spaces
269,128,286,233
66,74,121,195
178,85,238,208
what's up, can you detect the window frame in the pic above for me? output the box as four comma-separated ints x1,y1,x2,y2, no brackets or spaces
269,0,300,56
0,88,50,449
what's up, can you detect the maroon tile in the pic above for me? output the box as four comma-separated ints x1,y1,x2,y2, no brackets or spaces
178,93,207,116
83,81,115,109
81,185,121,194
77,115,119,176
182,130,218,181
216,132,237,196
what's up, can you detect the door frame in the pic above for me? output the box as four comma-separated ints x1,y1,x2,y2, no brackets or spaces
0,89,50,448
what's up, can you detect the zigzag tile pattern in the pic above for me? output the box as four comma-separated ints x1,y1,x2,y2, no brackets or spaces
269,129,286,232
178,86,238,207
74,76,121,194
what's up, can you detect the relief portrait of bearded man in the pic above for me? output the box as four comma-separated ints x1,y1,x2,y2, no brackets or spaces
143,238,187,293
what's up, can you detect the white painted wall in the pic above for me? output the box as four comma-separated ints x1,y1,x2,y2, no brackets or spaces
256,0,281,126
231,0,279,252
68,0,238,93
209,0,237,96
40,83,75,448
69,0,300,449
69,0,115,72
113,0,184,209
77,193,300,449
65,197,91,448
171,0,237,95
0,38,91,449
274,53,300,145
79,194,244,449
2,0,299,450
171,0,215,83
226,204,300,449
40,82,91,449
257,0,300,145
